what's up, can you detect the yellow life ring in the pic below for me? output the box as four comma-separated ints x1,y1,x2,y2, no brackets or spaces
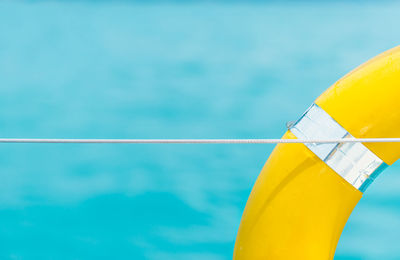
233,45,400,259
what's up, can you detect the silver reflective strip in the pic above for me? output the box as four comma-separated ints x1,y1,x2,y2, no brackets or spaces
290,104,387,192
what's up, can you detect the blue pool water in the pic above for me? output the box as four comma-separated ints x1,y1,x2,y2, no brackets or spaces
1,1,400,259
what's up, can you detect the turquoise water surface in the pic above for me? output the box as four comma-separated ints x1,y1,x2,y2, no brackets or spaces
1,1,400,259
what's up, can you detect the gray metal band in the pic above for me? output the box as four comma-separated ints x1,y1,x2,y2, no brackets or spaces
289,104,387,192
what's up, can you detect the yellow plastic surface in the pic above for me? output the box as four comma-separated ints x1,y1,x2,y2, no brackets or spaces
234,46,400,259
316,45,400,165
233,131,362,260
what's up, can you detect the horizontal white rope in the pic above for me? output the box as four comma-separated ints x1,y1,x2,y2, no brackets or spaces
0,138,399,144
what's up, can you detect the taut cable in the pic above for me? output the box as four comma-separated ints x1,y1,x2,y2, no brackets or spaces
0,138,399,144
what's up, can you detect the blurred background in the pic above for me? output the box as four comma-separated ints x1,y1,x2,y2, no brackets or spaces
1,0,400,259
